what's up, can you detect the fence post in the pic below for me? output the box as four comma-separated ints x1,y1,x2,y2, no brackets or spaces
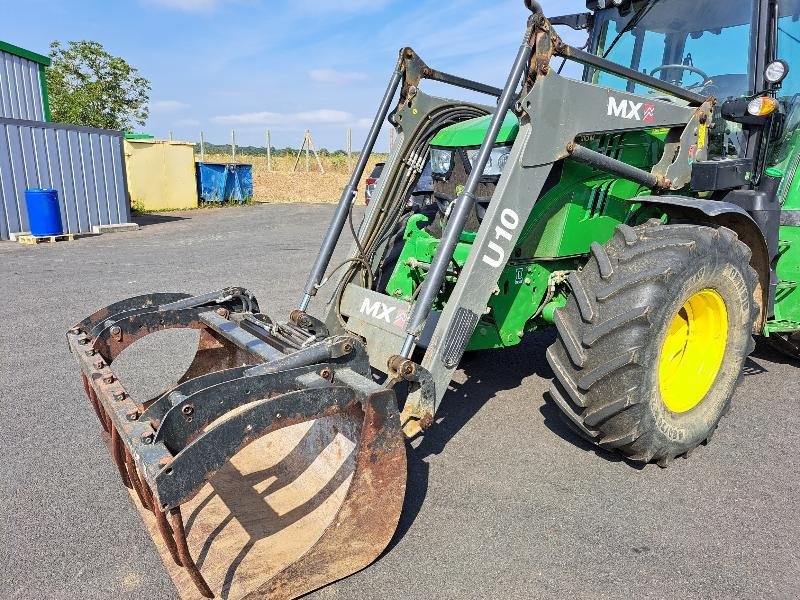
266,130,272,172
305,129,310,173
168,130,174,141
308,133,325,174
231,130,237,164
200,131,205,162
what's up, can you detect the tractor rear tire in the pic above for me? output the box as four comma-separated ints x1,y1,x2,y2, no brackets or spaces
546,221,759,467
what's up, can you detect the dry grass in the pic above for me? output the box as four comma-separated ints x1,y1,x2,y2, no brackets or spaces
203,153,387,204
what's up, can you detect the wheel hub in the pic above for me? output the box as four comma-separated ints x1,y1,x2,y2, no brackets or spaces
659,289,729,413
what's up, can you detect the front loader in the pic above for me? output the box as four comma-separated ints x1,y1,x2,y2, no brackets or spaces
68,0,800,597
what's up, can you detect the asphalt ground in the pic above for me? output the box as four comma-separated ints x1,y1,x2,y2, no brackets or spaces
1,204,798,600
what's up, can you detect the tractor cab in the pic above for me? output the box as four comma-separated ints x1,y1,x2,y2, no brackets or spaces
431,0,800,175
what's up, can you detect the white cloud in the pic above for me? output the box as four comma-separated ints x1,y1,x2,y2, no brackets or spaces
353,117,374,129
149,100,191,113
293,0,394,13
309,69,367,85
212,109,353,125
142,0,232,12
174,118,201,127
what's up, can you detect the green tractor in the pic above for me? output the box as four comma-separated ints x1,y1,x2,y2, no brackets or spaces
68,0,800,597
375,0,800,465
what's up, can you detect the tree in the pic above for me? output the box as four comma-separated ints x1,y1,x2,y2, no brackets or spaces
46,41,151,131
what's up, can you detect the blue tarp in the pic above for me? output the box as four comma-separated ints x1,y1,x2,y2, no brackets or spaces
196,163,253,203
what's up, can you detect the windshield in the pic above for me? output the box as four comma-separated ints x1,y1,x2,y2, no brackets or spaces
590,0,755,100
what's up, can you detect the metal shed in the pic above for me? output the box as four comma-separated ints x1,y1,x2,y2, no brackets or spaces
0,118,131,240
0,40,51,122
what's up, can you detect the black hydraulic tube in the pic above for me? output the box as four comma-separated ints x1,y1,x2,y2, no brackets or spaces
422,68,503,98
299,58,404,312
561,45,708,106
567,143,666,189
400,18,537,357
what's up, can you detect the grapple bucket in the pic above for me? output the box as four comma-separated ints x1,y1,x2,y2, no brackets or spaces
67,288,407,599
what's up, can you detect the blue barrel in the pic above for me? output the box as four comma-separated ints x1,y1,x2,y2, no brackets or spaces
25,189,63,236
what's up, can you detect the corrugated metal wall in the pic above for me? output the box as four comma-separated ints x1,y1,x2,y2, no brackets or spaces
0,51,45,121
0,118,130,240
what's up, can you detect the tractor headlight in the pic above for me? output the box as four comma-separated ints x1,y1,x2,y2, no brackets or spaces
465,145,512,177
430,148,453,176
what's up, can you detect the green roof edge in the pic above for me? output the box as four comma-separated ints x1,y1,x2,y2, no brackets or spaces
0,40,51,66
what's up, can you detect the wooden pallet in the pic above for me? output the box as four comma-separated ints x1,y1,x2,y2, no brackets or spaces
16,233,75,245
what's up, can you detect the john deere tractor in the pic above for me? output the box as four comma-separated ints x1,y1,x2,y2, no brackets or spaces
68,0,800,598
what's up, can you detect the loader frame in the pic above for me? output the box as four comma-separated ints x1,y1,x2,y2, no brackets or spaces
312,9,714,436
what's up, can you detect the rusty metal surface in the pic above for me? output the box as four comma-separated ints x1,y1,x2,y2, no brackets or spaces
67,289,408,599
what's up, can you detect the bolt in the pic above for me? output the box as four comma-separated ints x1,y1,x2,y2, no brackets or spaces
85,349,97,357
541,64,550,75
342,343,353,354
320,368,333,381
113,392,126,402
181,405,194,416
141,432,154,445
216,308,230,319
402,364,414,376
126,410,140,422
94,360,105,370
103,374,115,384
110,325,122,341
70,327,82,336
524,278,532,285
78,337,90,345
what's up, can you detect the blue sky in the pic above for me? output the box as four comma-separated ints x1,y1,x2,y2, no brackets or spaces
0,0,586,150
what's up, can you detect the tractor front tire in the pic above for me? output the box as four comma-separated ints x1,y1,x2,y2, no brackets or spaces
547,222,759,467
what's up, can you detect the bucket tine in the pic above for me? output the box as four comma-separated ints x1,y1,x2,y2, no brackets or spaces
170,507,215,599
82,373,108,432
124,448,149,510
110,426,132,489
143,483,184,568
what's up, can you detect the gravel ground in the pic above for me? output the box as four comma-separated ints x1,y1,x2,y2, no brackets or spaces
1,204,797,600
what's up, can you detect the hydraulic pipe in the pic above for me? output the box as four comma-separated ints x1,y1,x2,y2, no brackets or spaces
299,58,404,312
400,18,537,357
567,142,667,189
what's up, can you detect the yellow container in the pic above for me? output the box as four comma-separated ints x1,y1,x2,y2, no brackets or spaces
124,139,198,211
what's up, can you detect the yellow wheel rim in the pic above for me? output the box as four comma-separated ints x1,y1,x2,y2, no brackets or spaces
658,289,729,413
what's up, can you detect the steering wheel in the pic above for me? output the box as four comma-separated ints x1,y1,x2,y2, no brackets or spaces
650,64,711,89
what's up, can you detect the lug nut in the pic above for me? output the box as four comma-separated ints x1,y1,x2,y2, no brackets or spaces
320,368,333,380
